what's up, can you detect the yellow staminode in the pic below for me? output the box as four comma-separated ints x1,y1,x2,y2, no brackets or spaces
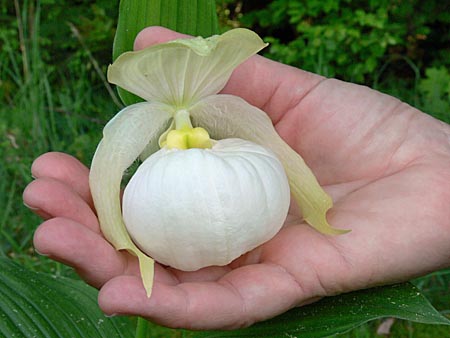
166,127,212,149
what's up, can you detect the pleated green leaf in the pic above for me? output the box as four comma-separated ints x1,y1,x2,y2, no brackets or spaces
0,258,134,338
189,283,450,338
113,0,220,105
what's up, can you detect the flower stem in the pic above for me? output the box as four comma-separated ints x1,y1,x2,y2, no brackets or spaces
135,317,149,338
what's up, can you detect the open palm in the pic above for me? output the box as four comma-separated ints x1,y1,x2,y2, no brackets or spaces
23,27,450,330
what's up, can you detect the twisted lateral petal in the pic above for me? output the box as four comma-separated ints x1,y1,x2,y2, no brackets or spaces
140,119,173,161
89,102,172,296
107,28,267,107
190,95,348,235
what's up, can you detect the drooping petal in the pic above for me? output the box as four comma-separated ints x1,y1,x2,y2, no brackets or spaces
190,95,348,235
89,102,172,296
139,119,173,161
107,28,268,107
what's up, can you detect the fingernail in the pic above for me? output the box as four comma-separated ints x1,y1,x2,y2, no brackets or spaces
23,201,40,211
104,313,119,318
34,247,49,257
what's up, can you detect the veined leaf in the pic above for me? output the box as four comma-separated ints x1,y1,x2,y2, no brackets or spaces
188,283,450,338
113,0,220,105
0,258,134,338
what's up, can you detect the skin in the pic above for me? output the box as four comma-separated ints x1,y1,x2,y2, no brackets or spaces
23,27,450,330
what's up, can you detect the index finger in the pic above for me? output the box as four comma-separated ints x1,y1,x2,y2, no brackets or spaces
31,152,94,208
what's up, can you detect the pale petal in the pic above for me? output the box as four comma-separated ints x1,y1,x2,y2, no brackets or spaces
107,28,268,107
89,102,172,296
190,95,348,235
139,119,173,161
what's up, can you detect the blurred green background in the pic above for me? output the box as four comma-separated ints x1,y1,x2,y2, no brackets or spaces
1,1,449,337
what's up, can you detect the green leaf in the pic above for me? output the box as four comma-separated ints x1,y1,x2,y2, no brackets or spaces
189,283,450,338
113,0,220,105
0,258,134,338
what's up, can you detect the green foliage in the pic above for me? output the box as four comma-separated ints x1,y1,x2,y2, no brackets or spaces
0,258,134,338
38,0,117,70
418,67,450,123
238,0,450,122
0,0,117,277
0,0,118,102
189,283,449,338
241,0,450,84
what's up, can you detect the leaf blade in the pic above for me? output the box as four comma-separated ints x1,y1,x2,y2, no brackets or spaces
189,283,450,338
0,258,134,338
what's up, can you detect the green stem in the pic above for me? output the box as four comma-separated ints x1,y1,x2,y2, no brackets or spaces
135,317,149,338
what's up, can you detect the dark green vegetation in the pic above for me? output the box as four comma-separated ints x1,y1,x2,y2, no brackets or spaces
0,258,135,337
224,0,450,124
1,1,449,337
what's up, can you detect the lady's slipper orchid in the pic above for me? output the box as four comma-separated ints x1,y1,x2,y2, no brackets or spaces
89,28,346,297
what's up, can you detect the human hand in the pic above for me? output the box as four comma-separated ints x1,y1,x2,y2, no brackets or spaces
23,27,450,330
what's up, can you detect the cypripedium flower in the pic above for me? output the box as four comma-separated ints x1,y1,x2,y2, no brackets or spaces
89,28,346,297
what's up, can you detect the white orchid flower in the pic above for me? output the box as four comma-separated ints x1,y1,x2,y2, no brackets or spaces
89,28,346,297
